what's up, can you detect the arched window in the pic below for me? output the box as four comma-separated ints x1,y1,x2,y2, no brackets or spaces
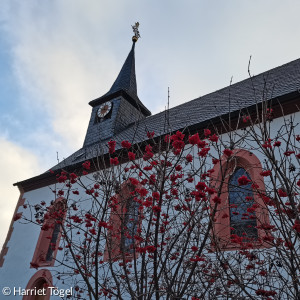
122,196,140,252
33,278,47,300
210,149,270,249
228,168,258,238
31,197,67,268
104,181,141,261
23,269,52,300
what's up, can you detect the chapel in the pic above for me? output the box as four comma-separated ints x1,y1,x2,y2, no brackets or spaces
0,24,300,299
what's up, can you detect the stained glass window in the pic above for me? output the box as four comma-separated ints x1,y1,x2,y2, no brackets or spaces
229,168,258,238
122,197,139,252
46,222,61,261
31,198,66,267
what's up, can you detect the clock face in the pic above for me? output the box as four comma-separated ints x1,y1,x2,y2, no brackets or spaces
97,101,112,118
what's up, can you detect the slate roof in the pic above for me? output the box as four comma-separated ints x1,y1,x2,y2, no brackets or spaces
51,58,300,171
89,42,151,117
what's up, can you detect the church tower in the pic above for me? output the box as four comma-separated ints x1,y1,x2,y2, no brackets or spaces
1,21,300,300
83,23,151,147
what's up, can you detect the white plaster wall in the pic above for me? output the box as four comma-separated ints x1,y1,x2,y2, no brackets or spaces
0,110,298,299
0,184,66,299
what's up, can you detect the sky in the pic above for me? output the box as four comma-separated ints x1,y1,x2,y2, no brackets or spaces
1,0,300,249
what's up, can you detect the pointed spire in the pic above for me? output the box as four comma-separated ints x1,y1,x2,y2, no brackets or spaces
89,41,151,116
106,42,138,97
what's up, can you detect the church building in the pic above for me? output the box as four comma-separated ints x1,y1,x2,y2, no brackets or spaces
0,24,299,299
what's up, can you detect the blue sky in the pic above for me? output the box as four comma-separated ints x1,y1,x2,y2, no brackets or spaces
1,0,300,248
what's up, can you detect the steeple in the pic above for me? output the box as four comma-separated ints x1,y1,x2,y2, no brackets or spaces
83,23,151,147
89,23,151,117
105,43,138,97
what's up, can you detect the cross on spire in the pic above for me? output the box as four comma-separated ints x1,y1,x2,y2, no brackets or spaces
132,22,140,42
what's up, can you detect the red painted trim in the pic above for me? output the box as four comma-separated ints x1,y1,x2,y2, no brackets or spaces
23,269,52,300
104,181,142,261
31,197,66,268
103,191,122,261
210,149,271,250
0,188,25,268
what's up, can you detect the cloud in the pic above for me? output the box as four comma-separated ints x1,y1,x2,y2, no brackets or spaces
1,1,128,151
0,137,41,249
1,0,300,252
4,0,300,137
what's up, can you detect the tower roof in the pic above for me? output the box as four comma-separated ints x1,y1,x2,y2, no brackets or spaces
14,57,300,190
89,42,151,116
107,42,138,97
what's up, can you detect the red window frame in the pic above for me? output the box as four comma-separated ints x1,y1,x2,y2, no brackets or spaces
31,197,67,268
104,181,142,261
210,149,271,250
23,269,52,300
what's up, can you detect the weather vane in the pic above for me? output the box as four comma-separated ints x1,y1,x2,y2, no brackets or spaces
132,22,140,42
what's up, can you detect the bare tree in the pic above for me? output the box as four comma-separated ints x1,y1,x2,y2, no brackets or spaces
20,96,300,300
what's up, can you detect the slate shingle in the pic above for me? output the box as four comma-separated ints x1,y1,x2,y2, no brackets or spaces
51,58,300,171
89,42,151,117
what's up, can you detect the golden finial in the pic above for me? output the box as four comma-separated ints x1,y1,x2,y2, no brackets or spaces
132,22,140,43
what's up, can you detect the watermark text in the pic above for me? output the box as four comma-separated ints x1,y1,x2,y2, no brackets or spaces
2,286,73,298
